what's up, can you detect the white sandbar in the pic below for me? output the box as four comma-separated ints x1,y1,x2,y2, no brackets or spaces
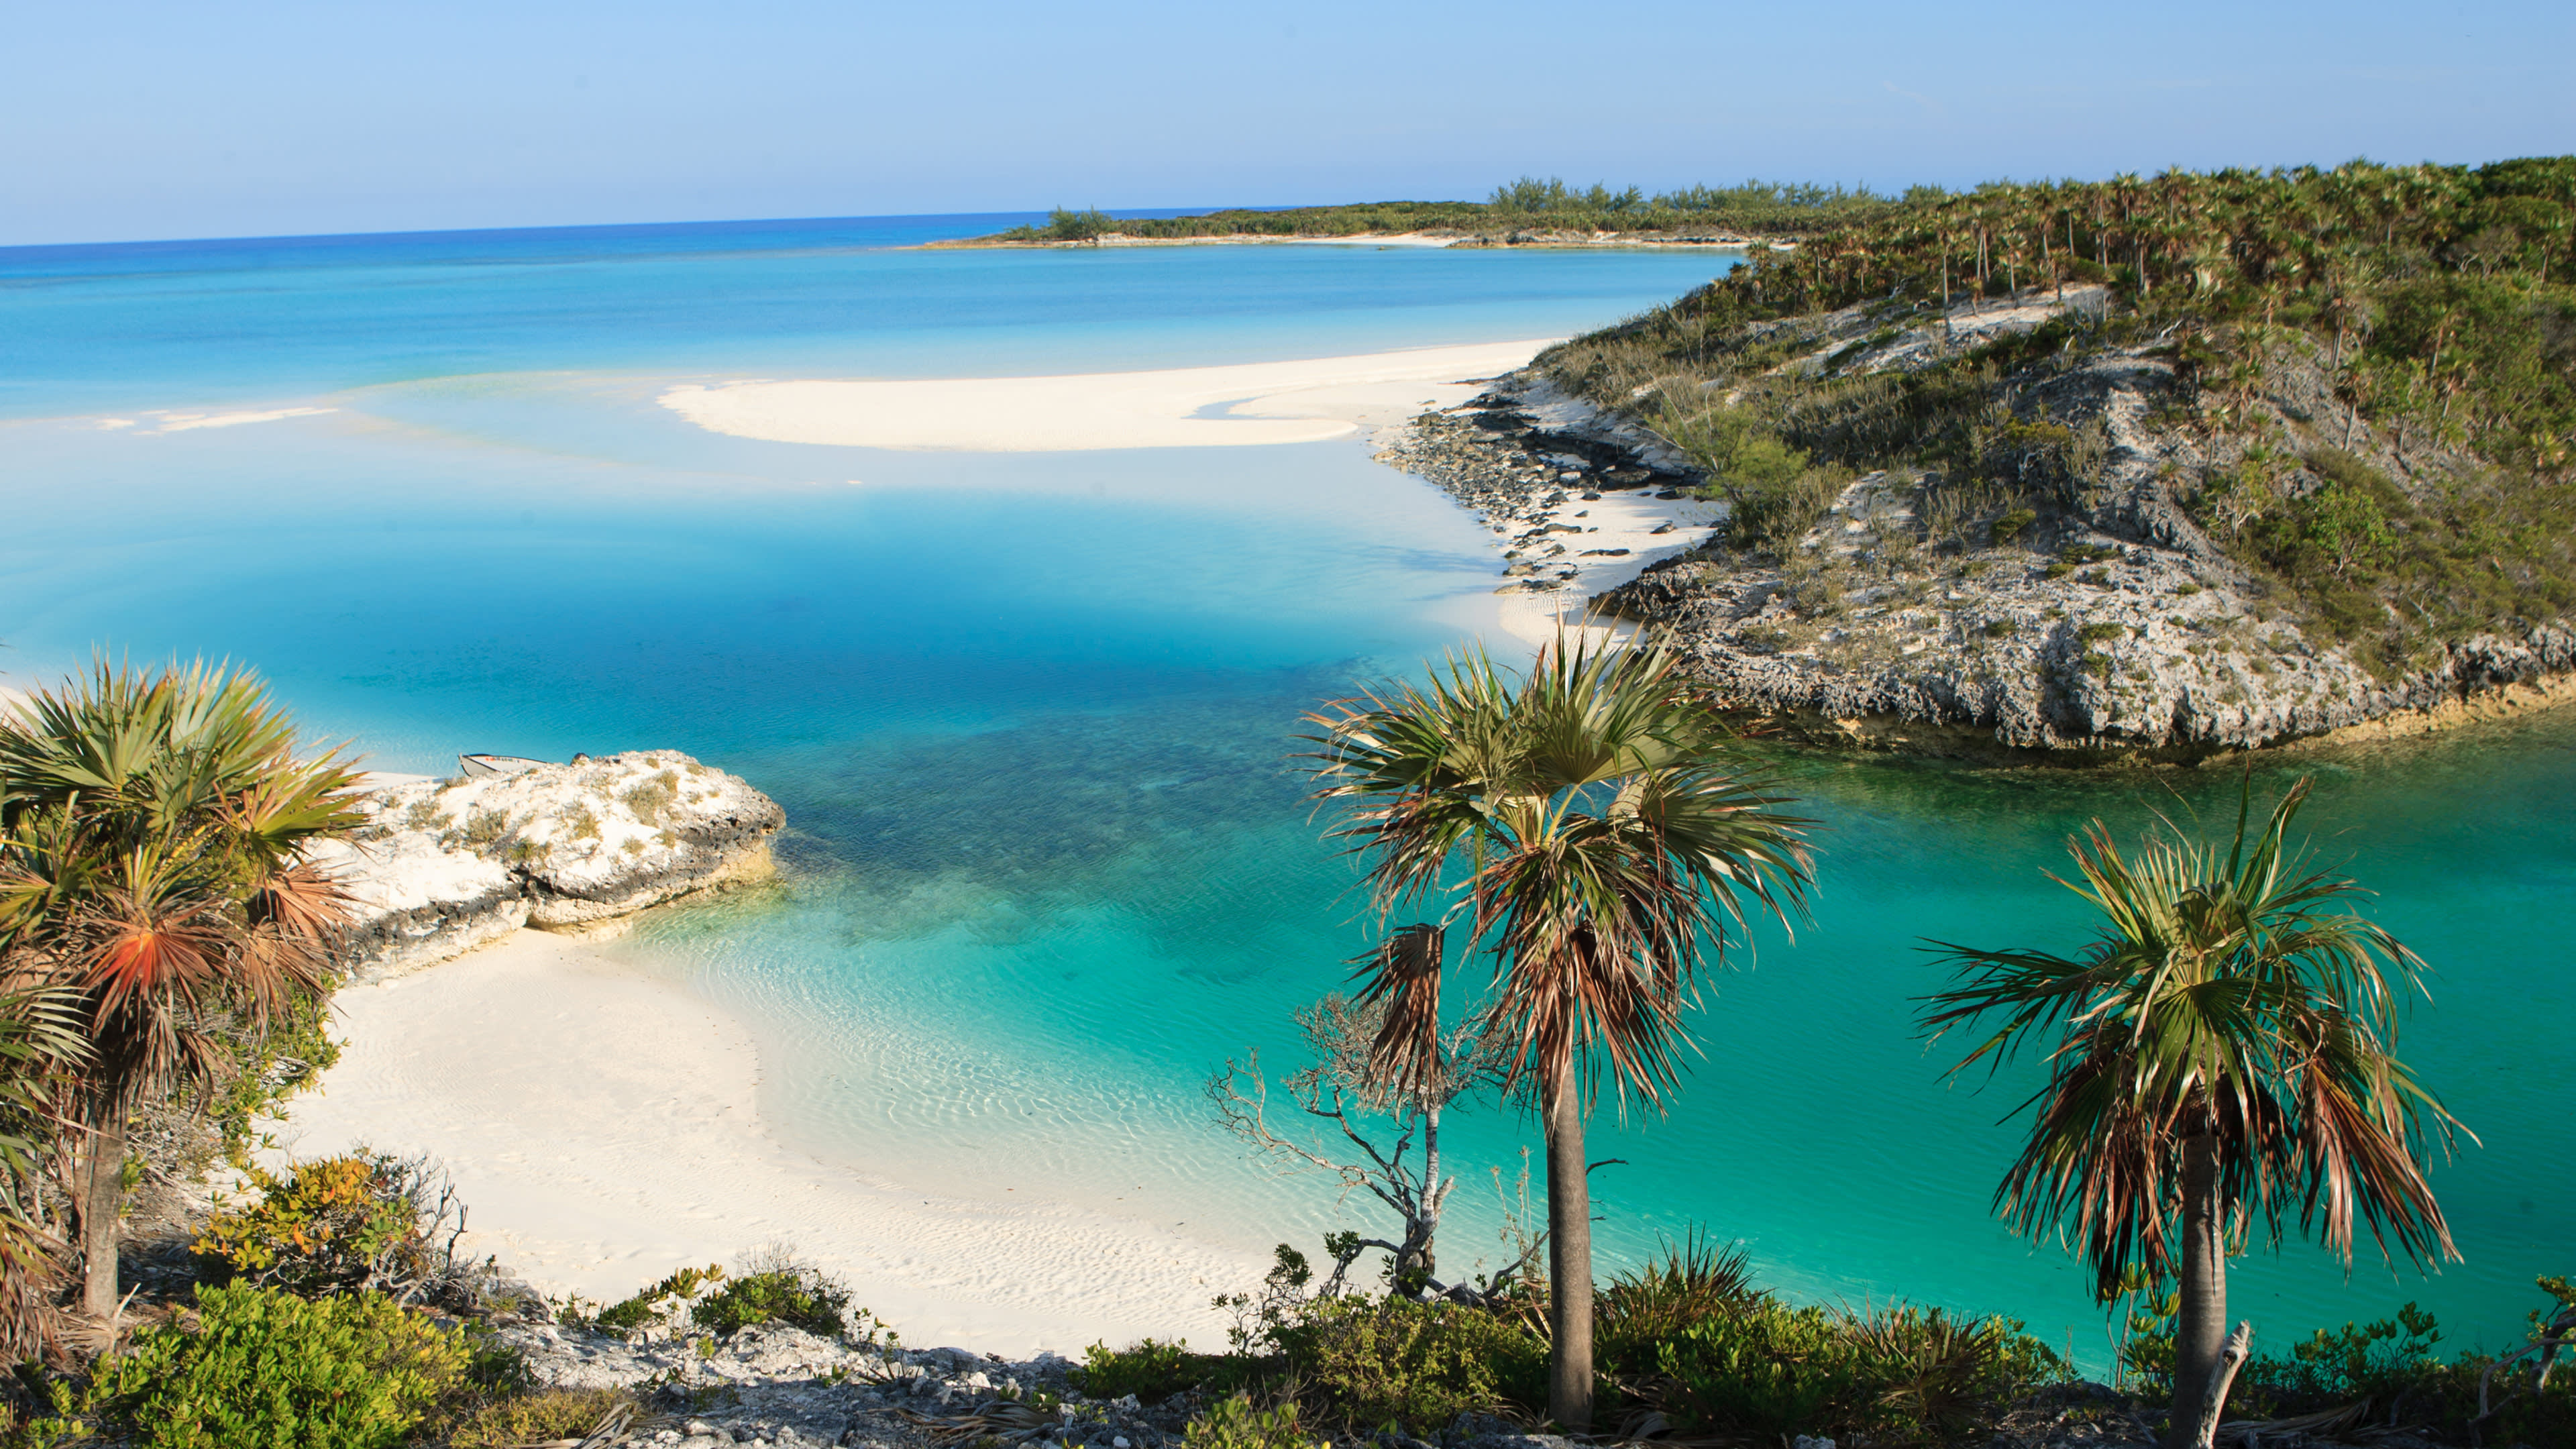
278,930,1260,1354
658,341,1557,452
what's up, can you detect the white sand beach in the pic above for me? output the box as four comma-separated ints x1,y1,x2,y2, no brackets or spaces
278,930,1261,1354
659,340,1555,452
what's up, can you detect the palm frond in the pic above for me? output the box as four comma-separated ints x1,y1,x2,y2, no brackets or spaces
1351,922,1448,1098
1308,629,1817,1114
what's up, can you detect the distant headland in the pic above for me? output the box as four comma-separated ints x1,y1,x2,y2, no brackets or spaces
927,176,1909,249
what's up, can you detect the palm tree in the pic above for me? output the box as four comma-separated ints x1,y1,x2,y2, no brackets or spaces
0,659,362,1319
1303,633,1815,1430
0,982,88,1358
1919,779,2463,1449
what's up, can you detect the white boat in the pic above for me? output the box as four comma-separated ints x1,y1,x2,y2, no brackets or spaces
458,753,547,779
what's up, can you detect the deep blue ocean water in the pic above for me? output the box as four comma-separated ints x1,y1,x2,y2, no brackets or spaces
3,215,2568,1366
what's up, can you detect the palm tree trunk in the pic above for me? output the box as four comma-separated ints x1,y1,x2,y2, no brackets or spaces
1542,1065,1594,1431
1413,1102,1444,1287
80,1100,125,1320
2167,1131,2229,1449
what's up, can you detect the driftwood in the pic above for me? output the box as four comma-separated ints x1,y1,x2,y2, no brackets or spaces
2212,1399,2366,1446
2184,1321,2253,1449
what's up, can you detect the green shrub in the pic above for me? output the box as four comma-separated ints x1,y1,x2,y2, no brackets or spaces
2255,481,2401,582
1076,1338,1235,1405
1652,1299,2057,1442
1046,207,1114,242
1654,1301,1860,1438
201,997,343,1170
1183,1393,1327,1449
693,1263,855,1338
2215,1283,2576,1441
2077,622,2125,643
1595,1233,1760,1375
1990,507,2037,545
1275,1297,1546,1431
61,1283,467,1448
2252,1301,2446,1406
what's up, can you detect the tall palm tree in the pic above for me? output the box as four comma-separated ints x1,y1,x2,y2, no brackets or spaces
1303,633,1815,1430
0,659,362,1318
1919,779,2463,1449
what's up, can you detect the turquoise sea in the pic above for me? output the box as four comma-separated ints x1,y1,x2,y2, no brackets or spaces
3,215,2568,1368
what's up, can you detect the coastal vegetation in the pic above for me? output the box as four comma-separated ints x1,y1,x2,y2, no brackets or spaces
1300,635,1815,1429
0,660,363,1328
1063,1236,2574,1444
1541,158,2576,680
979,176,1928,244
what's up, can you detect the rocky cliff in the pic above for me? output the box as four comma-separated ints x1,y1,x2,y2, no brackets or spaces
311,751,783,979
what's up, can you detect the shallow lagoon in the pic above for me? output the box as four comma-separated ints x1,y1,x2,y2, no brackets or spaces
2,218,2567,1366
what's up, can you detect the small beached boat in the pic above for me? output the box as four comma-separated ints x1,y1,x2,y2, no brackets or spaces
458,753,547,779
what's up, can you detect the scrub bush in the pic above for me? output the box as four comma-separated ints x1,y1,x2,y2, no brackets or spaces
1273,1296,1548,1431
1182,1394,1328,1449
1076,1338,1236,1405
191,1152,466,1301
576,1263,726,1332
692,1260,855,1338
1593,1233,1760,1373
576,1251,873,1340
2213,1278,2576,1442
52,1283,467,1449
1650,1299,2058,1442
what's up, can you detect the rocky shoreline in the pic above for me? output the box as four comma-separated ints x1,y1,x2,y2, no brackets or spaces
1376,303,2576,763
426,1306,1613,1449
483,1316,2192,1449
311,751,783,978
1372,378,1723,604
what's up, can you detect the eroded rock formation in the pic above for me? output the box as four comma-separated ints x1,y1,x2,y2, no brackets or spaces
313,751,783,979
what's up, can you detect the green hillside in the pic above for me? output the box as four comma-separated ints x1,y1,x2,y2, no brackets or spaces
1541,158,2576,674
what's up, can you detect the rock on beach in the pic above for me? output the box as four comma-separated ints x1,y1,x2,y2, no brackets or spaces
311,751,783,979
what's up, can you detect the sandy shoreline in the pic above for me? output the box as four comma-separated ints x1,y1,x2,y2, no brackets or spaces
280,929,1260,1354
659,340,1556,452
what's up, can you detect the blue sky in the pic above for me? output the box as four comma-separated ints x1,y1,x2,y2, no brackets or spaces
5,0,2571,246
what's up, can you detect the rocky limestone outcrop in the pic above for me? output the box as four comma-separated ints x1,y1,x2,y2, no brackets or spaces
498,1320,1628,1449
1380,293,2576,761
311,751,783,979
